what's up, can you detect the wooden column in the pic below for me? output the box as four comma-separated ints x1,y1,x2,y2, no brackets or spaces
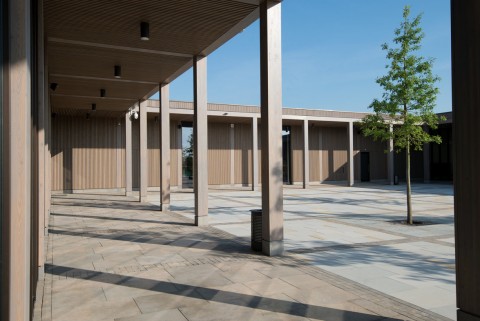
388,124,394,185
252,117,258,191
139,101,148,202
125,112,133,196
4,0,32,318
260,0,283,256
302,119,309,189
160,84,170,210
36,0,46,278
193,56,208,226
347,121,354,186
452,1,480,320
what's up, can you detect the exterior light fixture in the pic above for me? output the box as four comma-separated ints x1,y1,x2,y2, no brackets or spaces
114,65,121,78
86,113,90,119
50,83,58,91
91,103,96,111
100,89,106,97
140,22,150,40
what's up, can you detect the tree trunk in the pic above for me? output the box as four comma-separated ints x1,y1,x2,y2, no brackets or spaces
406,141,413,224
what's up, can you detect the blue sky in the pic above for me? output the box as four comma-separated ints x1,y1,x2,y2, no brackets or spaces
153,0,451,113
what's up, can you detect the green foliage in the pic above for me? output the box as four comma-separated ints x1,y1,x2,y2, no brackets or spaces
361,6,444,152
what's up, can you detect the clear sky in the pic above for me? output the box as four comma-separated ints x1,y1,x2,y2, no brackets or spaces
152,0,452,113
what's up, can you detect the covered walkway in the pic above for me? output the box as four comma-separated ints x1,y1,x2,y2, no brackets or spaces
34,187,451,321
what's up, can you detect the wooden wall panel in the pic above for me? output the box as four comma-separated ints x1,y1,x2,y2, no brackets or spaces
354,130,388,180
309,126,321,182
234,123,252,185
208,123,231,185
52,116,124,191
291,125,303,183
148,119,161,187
322,127,348,181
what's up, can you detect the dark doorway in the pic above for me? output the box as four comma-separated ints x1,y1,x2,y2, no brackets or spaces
282,126,292,184
361,152,370,182
181,122,193,188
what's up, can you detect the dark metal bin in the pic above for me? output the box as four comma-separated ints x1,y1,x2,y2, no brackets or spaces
251,209,262,251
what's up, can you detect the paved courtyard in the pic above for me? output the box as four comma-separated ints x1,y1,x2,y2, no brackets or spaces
34,183,455,321
166,183,455,320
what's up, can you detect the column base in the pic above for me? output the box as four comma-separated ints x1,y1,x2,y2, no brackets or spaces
262,240,284,256
125,191,134,197
458,310,480,321
195,216,208,226
160,204,170,211
139,195,148,203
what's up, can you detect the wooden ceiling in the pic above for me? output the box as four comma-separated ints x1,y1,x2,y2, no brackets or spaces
45,0,260,116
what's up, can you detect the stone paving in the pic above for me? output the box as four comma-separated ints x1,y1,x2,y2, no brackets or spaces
34,183,454,321
166,183,456,320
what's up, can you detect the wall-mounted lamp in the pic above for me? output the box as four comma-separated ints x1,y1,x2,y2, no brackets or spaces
114,65,121,78
50,83,58,91
92,103,97,111
140,22,150,41
86,113,90,119
128,109,139,120
100,89,106,97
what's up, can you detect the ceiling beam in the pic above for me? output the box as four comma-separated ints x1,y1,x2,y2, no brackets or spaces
48,37,193,58
50,74,158,85
52,93,138,101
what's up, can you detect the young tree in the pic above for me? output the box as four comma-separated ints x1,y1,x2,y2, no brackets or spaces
361,6,443,224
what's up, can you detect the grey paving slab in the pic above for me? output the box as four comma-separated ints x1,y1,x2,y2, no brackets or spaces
114,309,188,321
34,186,455,321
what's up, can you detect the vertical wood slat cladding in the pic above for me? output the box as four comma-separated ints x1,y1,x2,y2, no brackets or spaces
234,123,252,185
291,125,303,183
52,116,124,190
208,123,231,185
354,130,388,180
132,119,180,188
148,120,160,187
307,126,348,182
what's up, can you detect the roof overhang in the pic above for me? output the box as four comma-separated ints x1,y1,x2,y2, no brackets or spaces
45,0,268,116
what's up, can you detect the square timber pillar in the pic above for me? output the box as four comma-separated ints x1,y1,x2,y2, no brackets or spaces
139,101,148,202
193,56,208,226
3,0,33,318
303,119,309,189
260,0,284,256
347,121,354,187
160,83,171,211
452,1,480,320
252,116,259,191
125,112,133,197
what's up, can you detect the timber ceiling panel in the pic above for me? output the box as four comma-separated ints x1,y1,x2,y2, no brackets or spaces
51,95,134,113
48,43,191,83
45,0,257,55
45,0,259,114
49,75,154,101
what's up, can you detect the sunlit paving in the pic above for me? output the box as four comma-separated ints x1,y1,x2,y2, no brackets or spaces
34,183,453,321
